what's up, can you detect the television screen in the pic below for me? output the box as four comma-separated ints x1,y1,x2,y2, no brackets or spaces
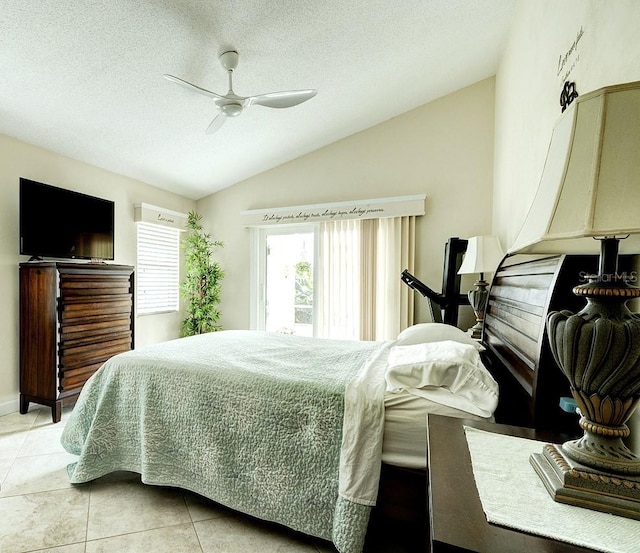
20,178,115,260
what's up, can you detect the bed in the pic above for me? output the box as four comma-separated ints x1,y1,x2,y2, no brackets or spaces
60,253,594,553
61,321,496,553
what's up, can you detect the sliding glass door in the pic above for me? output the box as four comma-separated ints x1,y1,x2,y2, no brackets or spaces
253,225,316,336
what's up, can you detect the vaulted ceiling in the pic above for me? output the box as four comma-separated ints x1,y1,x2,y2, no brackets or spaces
0,1,516,199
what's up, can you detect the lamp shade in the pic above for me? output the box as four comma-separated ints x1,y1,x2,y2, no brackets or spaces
458,235,505,275
509,80,640,255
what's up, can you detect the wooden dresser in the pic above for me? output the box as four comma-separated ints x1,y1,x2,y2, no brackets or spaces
19,262,135,422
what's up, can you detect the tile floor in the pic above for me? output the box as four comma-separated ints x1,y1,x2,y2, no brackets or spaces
0,406,342,553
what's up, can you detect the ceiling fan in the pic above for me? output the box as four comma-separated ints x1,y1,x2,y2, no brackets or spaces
164,50,317,134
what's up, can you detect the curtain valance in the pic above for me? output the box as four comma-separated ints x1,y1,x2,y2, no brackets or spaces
241,194,425,226
134,203,188,231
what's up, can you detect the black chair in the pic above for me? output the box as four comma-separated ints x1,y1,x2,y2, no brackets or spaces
401,237,470,326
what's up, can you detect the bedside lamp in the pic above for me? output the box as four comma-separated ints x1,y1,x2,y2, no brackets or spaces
509,80,640,518
457,235,505,339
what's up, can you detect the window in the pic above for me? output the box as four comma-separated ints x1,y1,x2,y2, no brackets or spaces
251,216,415,340
253,225,316,335
136,222,180,315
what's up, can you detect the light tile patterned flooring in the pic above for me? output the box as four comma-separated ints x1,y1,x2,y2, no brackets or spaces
0,406,339,553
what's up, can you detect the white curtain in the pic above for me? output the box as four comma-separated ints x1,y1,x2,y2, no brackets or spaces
372,215,415,340
316,216,415,341
316,219,361,340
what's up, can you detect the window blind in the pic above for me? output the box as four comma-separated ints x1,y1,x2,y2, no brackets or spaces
137,222,180,314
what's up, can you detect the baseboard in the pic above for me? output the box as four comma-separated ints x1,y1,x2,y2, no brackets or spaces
0,396,20,417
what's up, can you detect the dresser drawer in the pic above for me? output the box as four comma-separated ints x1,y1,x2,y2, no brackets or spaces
60,334,132,369
60,273,132,297
60,295,132,320
59,361,106,392
60,314,132,343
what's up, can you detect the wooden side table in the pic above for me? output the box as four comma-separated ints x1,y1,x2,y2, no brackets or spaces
426,414,600,553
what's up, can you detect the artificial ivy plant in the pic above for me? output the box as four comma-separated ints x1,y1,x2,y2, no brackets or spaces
181,211,224,336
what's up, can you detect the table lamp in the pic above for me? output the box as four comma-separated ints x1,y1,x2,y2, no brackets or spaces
509,80,640,519
457,235,505,339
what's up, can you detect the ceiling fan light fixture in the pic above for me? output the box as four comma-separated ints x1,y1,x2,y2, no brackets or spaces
221,103,243,117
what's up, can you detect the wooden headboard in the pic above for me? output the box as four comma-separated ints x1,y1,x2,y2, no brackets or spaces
482,253,599,435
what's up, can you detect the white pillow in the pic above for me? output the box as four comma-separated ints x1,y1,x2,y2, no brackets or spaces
385,340,498,418
395,323,484,351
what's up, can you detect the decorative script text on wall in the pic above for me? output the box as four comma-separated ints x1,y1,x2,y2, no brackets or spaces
262,206,385,224
557,26,584,83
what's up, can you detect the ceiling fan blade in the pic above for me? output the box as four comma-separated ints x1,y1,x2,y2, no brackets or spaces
247,89,317,109
205,113,226,134
163,74,224,100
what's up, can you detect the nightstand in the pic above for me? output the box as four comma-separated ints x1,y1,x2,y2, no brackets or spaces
426,414,601,553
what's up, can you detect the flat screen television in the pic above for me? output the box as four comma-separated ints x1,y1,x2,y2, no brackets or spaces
20,178,115,261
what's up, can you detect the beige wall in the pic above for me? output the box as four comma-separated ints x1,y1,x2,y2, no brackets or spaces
0,134,195,414
492,0,640,451
197,78,496,331
493,0,640,247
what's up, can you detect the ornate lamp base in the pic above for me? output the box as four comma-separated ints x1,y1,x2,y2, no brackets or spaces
467,278,489,340
538,237,640,519
531,444,640,520
562,418,640,474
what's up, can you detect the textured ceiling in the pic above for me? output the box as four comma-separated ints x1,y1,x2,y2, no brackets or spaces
0,1,516,200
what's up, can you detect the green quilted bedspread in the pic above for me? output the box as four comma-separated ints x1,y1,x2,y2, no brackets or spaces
61,330,389,553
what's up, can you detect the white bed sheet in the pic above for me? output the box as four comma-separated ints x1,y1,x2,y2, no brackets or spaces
381,389,488,469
